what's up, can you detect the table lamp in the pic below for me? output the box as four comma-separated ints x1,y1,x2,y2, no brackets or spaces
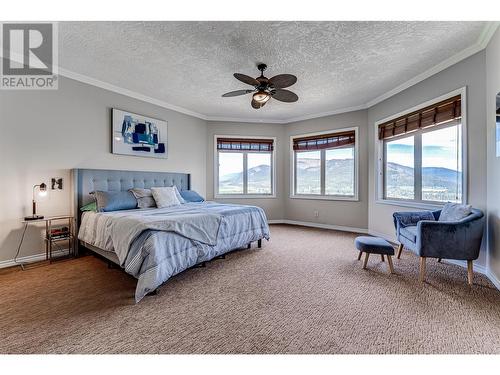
25,183,47,221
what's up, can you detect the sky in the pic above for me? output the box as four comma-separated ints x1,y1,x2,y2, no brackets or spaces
387,125,461,171
219,152,271,176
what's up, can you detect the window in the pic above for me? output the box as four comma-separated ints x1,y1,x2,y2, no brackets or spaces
378,94,464,205
291,128,358,199
216,136,275,197
385,135,415,200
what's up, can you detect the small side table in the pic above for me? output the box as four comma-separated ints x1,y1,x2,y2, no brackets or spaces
17,215,75,269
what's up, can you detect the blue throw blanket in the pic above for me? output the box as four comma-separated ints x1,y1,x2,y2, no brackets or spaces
79,202,270,302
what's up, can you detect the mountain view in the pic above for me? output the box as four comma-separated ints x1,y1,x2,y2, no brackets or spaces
219,164,272,194
219,160,461,201
386,162,461,201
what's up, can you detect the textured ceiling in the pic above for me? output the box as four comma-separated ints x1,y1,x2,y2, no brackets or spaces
59,21,486,121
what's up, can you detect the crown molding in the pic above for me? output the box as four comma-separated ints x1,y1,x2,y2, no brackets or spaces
365,22,498,109
53,22,498,125
284,104,368,124
365,44,480,108
58,67,209,121
206,116,287,124
477,21,499,48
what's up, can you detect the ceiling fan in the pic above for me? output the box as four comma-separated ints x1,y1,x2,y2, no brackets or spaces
222,63,298,109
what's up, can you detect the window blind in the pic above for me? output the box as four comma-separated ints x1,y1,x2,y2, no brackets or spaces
292,130,355,151
378,95,461,140
217,138,274,152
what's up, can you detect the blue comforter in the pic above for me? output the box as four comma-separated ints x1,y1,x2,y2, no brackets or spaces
78,202,269,302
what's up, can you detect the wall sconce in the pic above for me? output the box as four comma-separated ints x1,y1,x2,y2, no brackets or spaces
25,183,47,221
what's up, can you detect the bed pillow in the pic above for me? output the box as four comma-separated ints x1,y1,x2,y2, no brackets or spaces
80,201,97,212
172,186,186,204
90,190,138,212
180,190,205,203
439,203,472,222
129,188,157,209
151,187,181,208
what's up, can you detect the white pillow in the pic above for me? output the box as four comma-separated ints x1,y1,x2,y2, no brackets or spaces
151,187,181,208
172,185,186,204
439,203,472,222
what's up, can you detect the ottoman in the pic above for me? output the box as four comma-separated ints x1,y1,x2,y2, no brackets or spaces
354,236,395,274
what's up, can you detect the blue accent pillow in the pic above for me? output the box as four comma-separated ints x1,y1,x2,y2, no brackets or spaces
90,190,138,212
180,190,205,203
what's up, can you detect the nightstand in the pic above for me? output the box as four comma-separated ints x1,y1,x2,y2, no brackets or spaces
17,215,75,269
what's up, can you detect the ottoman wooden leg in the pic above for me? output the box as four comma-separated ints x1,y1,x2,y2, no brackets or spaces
396,243,403,259
387,255,394,274
357,251,363,261
380,254,385,262
363,252,370,269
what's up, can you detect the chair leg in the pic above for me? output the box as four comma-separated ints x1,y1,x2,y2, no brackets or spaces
363,252,370,269
381,254,385,262
387,255,394,274
419,257,426,282
437,258,442,263
467,260,473,285
396,243,403,259
357,251,363,261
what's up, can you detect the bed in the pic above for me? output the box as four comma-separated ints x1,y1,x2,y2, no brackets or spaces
72,169,270,302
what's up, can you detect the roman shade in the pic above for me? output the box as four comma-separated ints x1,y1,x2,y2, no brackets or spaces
217,138,274,152
378,95,461,140
293,130,355,151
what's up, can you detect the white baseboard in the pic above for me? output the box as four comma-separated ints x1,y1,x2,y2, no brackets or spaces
268,219,368,234
0,249,69,269
368,229,397,244
487,270,500,290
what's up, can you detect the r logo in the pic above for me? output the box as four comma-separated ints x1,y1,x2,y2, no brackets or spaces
1,22,58,89
2,23,53,75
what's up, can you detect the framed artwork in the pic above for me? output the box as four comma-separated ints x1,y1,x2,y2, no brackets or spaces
112,108,168,159
496,92,500,157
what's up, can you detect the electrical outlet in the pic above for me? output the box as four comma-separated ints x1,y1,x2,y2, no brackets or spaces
314,210,319,218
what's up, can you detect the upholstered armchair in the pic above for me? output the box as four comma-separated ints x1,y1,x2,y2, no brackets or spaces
393,208,484,284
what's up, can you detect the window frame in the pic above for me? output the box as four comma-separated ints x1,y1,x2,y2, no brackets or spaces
214,134,276,199
290,127,359,201
375,87,468,209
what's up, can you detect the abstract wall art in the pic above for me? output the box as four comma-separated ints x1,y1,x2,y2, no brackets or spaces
112,109,168,159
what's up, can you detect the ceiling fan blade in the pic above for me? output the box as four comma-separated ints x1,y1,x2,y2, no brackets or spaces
222,89,254,97
234,73,260,86
269,74,297,89
272,89,299,103
251,99,266,109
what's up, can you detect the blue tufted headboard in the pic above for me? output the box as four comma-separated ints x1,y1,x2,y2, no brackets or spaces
72,168,190,229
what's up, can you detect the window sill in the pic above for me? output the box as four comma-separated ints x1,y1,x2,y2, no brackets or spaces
289,195,359,202
215,194,277,199
375,199,444,210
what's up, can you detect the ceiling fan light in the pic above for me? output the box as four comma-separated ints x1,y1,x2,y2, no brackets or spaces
253,91,270,103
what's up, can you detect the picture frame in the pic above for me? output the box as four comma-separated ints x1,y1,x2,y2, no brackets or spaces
112,108,168,159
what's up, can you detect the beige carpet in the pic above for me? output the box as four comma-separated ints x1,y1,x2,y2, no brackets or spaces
0,224,499,354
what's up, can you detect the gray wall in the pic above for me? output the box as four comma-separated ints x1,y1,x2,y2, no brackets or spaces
205,121,287,221
486,28,500,280
284,110,369,229
367,51,488,266
0,76,207,263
